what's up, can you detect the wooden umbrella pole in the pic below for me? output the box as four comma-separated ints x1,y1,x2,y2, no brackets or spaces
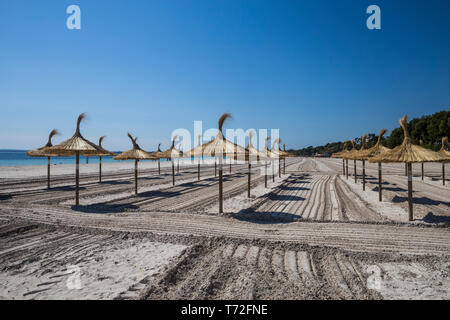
134,159,138,195
158,159,161,175
272,160,275,182
407,162,413,221
248,162,251,198
346,160,349,180
219,157,223,213
283,158,286,174
378,162,382,202
362,160,366,191
47,156,51,189
172,159,175,186
443,163,446,186
99,156,102,183
75,152,80,206
198,158,200,181
86,157,88,164
265,161,268,188
405,163,407,176
421,162,424,180
354,160,357,183
278,159,281,178
215,161,217,177
342,159,345,176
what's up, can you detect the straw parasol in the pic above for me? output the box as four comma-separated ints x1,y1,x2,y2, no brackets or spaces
419,140,425,180
346,135,368,190
45,113,107,205
150,144,165,175
202,113,247,213
97,136,115,182
341,140,359,183
439,137,450,185
155,136,183,186
245,131,266,198
260,137,274,187
271,138,285,178
175,143,184,174
26,129,61,189
186,135,203,180
332,141,350,177
357,129,390,201
83,136,116,183
369,115,448,221
113,133,156,195
281,144,292,174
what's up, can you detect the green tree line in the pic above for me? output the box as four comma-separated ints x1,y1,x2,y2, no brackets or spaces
289,110,450,157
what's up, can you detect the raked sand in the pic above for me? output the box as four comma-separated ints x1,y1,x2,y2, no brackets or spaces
0,158,243,180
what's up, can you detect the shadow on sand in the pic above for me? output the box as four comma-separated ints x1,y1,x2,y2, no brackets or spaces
392,195,450,207
233,210,302,224
71,202,140,213
0,194,12,201
423,212,450,225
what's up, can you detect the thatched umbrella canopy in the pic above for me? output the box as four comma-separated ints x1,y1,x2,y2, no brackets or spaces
419,140,425,180
83,136,116,183
346,135,368,189
202,113,247,213
45,113,107,205
259,137,274,187
270,138,286,178
439,137,450,185
261,137,278,183
26,129,61,189
244,131,266,198
113,133,156,195
175,143,184,174
341,140,360,183
149,144,165,175
152,136,183,186
369,115,448,221
356,129,391,201
332,141,350,177
186,135,207,181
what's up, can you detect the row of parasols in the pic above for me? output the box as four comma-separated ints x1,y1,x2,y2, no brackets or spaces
27,113,293,213
331,115,450,221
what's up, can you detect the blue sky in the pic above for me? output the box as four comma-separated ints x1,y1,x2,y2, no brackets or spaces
0,0,449,151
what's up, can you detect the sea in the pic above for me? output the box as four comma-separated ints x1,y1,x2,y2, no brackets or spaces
0,150,153,167
0,150,213,167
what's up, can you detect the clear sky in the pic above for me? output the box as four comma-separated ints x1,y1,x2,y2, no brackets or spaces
0,0,449,151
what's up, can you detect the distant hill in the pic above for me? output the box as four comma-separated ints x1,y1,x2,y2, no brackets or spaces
289,110,450,157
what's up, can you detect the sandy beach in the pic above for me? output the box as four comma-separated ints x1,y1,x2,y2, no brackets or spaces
0,157,449,300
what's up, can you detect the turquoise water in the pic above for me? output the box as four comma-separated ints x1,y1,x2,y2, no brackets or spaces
0,150,216,167
0,150,120,166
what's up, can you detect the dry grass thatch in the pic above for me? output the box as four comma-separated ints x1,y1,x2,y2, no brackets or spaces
261,137,276,159
83,136,116,157
245,131,266,161
358,129,391,160
202,113,247,160
439,137,450,162
45,113,107,156
27,129,63,157
113,133,156,160
369,115,449,163
331,141,350,159
155,135,184,159
270,138,287,159
346,134,369,160
186,135,203,157
341,140,359,160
